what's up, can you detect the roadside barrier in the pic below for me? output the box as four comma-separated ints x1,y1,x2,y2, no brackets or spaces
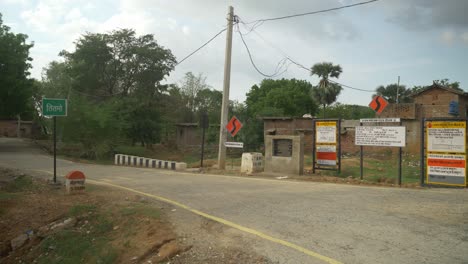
114,154,187,171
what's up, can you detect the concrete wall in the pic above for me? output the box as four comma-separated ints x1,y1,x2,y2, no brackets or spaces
264,135,304,175
264,118,313,152
0,121,33,138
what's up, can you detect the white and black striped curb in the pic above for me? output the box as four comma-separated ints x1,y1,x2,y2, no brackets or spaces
114,154,187,171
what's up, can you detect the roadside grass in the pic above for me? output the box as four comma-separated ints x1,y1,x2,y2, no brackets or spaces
38,230,118,264
37,204,117,264
0,191,18,201
69,204,97,217
4,175,34,192
120,204,161,219
307,154,421,184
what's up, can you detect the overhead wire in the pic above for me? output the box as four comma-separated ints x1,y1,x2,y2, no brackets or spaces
242,0,379,26
175,27,228,66
237,17,375,92
236,22,291,78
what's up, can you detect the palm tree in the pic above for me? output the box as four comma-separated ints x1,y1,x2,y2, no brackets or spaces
310,62,343,118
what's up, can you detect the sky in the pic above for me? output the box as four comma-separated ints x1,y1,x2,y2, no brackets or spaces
1,0,468,106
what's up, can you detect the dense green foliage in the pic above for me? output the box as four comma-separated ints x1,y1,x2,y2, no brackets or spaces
239,78,318,150
0,13,34,120
316,103,375,119
374,83,412,103
41,29,176,158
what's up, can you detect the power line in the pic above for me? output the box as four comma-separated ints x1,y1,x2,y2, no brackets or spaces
175,27,228,66
242,0,379,27
236,23,291,78
236,22,375,92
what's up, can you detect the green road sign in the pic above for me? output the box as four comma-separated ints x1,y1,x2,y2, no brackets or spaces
42,98,67,116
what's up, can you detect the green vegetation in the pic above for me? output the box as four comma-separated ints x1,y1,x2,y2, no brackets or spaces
38,230,118,264
310,62,343,118
120,204,160,219
4,175,34,192
374,83,412,103
69,204,97,216
0,13,35,121
311,155,420,184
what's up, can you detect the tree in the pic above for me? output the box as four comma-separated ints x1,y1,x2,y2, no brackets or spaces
179,72,212,122
317,103,375,119
434,79,461,90
246,79,317,117
59,29,176,99
412,78,462,93
374,84,412,103
310,62,343,118
244,78,318,150
41,29,177,155
0,13,34,120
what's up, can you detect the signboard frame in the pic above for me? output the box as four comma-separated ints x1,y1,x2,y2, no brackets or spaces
421,118,467,187
355,126,406,147
357,118,405,185
225,142,244,148
42,98,67,117
312,119,341,173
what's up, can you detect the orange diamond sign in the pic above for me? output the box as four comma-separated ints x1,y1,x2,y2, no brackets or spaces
226,116,243,137
369,95,389,114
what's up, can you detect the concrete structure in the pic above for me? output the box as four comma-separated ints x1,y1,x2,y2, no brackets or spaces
65,171,86,194
0,120,34,138
263,117,313,151
114,154,186,171
240,152,264,174
264,135,304,175
175,123,219,150
176,123,200,148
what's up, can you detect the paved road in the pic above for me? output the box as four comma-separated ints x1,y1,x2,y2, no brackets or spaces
1,138,467,264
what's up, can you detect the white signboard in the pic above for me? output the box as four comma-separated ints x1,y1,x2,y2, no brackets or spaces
355,126,406,147
360,118,400,123
427,122,465,153
316,145,337,166
225,142,244,148
316,121,337,143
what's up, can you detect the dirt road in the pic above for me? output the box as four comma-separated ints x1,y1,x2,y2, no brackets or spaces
1,138,467,264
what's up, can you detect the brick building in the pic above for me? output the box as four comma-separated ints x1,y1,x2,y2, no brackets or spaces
262,83,467,155
0,120,34,138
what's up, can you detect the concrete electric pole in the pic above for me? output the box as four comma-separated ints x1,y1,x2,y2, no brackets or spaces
217,6,234,170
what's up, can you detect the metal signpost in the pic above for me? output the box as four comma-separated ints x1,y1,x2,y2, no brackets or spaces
356,118,405,185
42,98,67,183
421,118,467,187
313,119,341,173
224,116,243,169
225,142,244,169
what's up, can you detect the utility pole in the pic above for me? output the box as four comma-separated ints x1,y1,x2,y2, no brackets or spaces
217,6,234,170
396,76,400,104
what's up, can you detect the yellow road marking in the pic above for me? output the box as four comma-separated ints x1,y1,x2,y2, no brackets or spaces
116,176,132,181
87,179,342,264
31,168,342,262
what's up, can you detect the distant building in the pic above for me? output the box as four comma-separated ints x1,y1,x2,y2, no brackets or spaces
262,83,467,154
0,120,34,138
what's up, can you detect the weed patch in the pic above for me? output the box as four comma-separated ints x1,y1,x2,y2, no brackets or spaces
69,204,97,217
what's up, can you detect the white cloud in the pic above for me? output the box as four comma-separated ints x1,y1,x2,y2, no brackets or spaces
461,32,468,45
440,30,455,45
